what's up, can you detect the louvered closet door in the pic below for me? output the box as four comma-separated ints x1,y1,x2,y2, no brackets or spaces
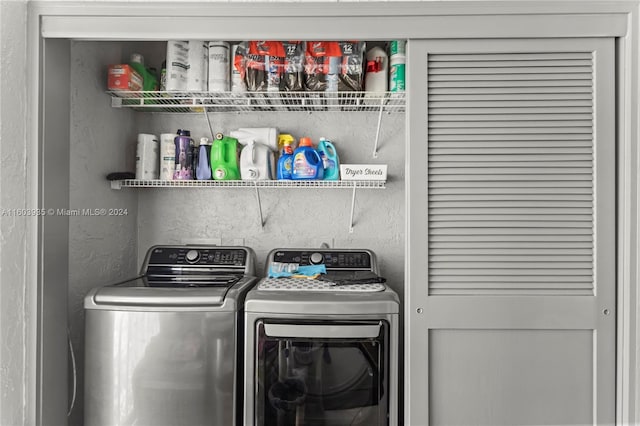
406,38,615,426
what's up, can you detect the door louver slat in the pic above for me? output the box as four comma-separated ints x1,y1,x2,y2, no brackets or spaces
428,51,594,296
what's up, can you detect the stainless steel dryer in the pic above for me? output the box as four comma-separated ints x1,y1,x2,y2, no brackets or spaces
244,248,399,426
84,245,258,426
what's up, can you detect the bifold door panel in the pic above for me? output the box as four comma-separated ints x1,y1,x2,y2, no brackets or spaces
427,49,597,297
407,38,615,425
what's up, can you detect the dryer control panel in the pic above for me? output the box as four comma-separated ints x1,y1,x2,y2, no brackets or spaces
271,249,374,271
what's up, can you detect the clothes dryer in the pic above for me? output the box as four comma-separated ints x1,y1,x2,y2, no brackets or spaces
244,248,399,426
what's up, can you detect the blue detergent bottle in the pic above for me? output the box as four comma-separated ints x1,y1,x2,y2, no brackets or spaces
292,137,324,180
317,137,340,180
277,134,295,180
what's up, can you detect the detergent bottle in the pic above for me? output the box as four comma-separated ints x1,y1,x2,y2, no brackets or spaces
277,134,295,180
210,134,241,180
195,137,212,180
173,129,194,180
240,140,275,180
129,53,158,91
317,138,340,180
292,137,324,180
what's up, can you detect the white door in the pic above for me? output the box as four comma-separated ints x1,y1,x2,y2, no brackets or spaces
406,38,616,425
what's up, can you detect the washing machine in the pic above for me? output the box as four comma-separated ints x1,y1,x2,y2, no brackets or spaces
243,248,399,426
84,245,258,426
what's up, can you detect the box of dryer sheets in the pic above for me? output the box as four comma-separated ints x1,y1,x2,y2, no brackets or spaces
340,164,387,181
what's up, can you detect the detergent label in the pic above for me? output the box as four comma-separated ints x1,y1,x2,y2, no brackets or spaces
282,157,293,174
293,152,315,178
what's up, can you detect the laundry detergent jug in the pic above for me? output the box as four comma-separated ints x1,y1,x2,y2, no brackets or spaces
240,140,275,180
210,134,240,180
292,137,324,180
317,138,340,180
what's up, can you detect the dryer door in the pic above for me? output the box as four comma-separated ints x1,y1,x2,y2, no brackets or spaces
254,320,390,426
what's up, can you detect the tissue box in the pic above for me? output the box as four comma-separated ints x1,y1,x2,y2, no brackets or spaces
340,164,387,181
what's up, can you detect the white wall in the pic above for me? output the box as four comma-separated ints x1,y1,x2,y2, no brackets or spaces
0,1,30,425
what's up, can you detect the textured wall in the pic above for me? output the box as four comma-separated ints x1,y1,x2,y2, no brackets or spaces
67,40,142,426
0,1,29,425
137,111,405,287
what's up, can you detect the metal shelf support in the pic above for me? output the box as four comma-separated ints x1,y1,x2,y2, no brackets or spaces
254,183,265,228
349,183,357,233
373,97,385,158
109,179,385,232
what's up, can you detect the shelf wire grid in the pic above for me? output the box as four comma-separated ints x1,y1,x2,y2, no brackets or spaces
115,179,386,189
108,90,405,113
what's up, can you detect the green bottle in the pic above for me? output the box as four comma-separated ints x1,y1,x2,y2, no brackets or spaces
129,53,158,92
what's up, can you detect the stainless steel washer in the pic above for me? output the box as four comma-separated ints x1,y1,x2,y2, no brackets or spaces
244,248,399,426
84,245,258,426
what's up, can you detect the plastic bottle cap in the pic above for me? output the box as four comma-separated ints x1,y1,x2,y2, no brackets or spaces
299,137,313,147
130,53,144,65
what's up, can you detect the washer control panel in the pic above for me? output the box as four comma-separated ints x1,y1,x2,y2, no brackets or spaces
147,246,248,267
271,250,373,271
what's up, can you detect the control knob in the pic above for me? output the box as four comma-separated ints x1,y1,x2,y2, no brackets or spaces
185,249,200,264
310,252,324,264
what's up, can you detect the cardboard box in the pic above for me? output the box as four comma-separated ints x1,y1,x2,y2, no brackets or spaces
340,164,388,181
108,64,143,91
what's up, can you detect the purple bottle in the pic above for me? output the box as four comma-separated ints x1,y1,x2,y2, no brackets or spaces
173,129,194,180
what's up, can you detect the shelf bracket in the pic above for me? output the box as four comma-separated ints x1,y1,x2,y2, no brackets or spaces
203,107,215,139
110,180,122,190
348,184,357,233
254,183,265,228
372,98,384,158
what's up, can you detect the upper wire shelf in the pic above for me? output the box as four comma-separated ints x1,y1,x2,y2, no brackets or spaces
108,90,405,113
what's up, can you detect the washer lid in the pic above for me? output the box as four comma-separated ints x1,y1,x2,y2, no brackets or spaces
91,277,229,307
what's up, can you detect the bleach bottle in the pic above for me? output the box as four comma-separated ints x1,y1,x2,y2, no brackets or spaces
210,133,241,180
317,138,340,180
277,134,295,180
292,137,324,180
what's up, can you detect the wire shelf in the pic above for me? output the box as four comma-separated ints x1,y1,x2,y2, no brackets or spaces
113,179,387,189
108,90,405,113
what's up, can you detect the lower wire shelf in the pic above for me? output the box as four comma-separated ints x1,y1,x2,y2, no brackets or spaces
110,179,386,232
110,179,386,189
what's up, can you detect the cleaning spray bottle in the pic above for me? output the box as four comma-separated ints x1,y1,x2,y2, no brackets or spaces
277,134,295,180
210,133,241,180
317,138,340,180
292,137,324,180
